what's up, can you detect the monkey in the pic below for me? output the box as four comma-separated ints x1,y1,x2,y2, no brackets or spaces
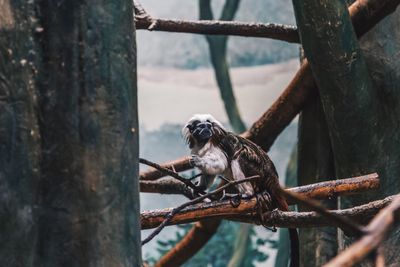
182,114,299,267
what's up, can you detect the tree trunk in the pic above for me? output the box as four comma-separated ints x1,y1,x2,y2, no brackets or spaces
0,1,141,266
293,0,400,264
0,1,41,266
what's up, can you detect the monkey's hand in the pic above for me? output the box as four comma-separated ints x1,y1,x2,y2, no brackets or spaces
189,155,202,168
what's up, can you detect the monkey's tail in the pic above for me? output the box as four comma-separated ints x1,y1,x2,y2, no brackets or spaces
288,228,299,267
272,189,299,267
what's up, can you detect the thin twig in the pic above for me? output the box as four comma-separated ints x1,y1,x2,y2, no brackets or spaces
141,175,260,245
139,158,203,195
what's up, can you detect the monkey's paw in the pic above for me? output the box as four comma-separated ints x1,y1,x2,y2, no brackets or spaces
189,155,202,167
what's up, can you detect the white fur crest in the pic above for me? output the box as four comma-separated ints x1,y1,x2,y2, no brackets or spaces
181,114,224,142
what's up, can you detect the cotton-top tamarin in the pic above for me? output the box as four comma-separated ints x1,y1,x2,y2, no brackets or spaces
182,114,299,267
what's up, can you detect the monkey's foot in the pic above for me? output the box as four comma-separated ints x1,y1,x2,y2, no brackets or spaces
220,191,238,201
230,194,242,207
220,193,242,207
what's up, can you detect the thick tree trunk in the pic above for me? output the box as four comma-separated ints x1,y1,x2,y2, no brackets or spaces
0,1,41,266
293,0,400,264
1,1,141,266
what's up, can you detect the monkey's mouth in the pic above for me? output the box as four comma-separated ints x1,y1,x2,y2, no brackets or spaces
192,127,213,141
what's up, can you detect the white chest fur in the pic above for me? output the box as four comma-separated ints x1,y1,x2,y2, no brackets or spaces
192,142,254,195
191,142,228,175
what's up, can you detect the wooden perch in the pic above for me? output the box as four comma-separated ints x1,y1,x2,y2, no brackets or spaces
133,0,299,43
324,195,400,267
140,172,379,197
141,175,260,245
141,173,379,229
142,193,395,231
140,178,194,199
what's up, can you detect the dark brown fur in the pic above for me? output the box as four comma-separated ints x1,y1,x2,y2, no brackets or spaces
211,125,299,267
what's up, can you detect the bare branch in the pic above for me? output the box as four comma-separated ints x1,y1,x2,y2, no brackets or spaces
154,220,221,267
142,194,396,230
139,158,202,195
140,173,379,199
324,195,400,267
141,174,380,229
140,178,194,199
141,176,260,245
133,0,299,43
140,157,191,181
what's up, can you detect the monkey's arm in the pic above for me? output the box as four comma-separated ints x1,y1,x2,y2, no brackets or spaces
190,147,228,175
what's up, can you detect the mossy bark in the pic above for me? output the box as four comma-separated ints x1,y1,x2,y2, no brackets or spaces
292,0,400,264
0,1,41,266
0,1,141,266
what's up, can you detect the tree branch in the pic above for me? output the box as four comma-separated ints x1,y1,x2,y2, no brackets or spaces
142,194,396,230
324,195,400,267
141,174,379,229
133,0,299,43
139,158,202,195
141,175,259,245
140,172,379,197
140,178,194,199
154,219,221,267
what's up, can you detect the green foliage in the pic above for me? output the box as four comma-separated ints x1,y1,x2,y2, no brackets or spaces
145,221,274,266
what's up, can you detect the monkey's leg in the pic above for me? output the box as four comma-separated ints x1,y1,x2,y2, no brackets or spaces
256,192,277,232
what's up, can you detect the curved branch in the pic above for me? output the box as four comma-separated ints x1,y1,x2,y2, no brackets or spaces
141,174,379,229
143,195,396,230
140,173,379,197
154,219,221,267
141,175,259,245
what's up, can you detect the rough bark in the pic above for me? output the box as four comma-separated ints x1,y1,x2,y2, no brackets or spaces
0,1,41,266
34,1,141,266
292,0,400,264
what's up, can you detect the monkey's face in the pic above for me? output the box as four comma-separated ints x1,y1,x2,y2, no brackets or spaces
182,114,224,149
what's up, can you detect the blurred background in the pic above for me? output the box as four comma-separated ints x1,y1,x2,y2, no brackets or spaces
137,0,299,266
